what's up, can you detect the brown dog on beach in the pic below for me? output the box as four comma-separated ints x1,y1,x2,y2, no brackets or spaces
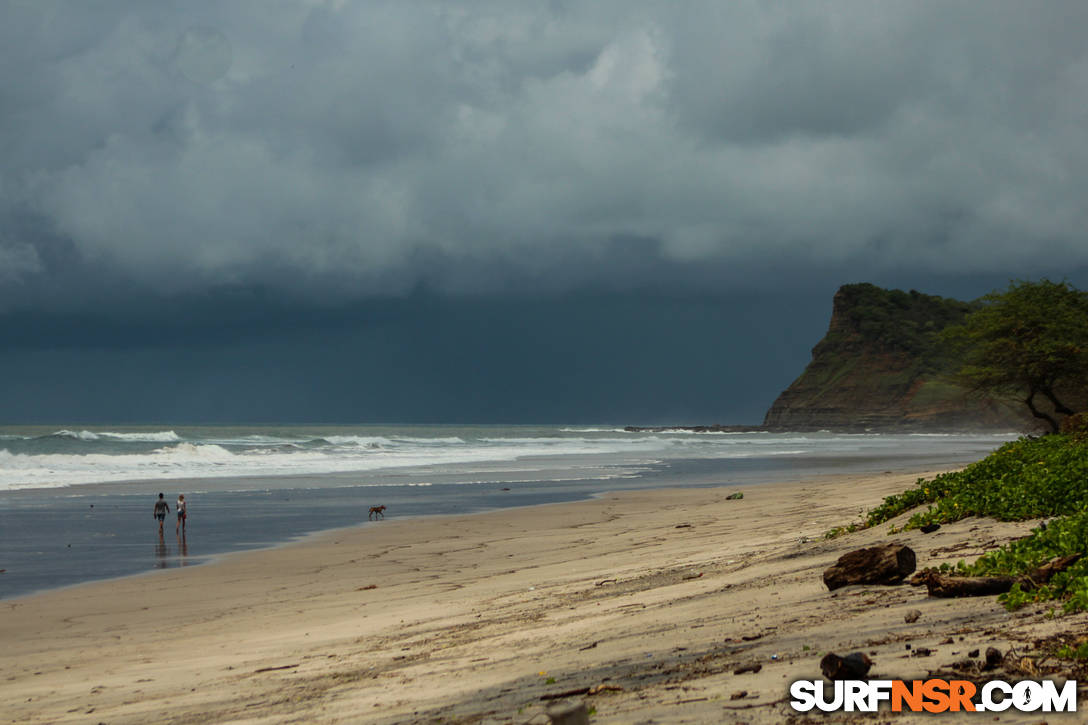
368,505,386,520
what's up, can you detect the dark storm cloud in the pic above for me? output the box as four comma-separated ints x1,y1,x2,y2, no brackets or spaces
2,0,1087,311
0,290,829,424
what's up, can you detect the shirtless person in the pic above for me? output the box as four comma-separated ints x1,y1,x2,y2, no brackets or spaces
153,493,170,534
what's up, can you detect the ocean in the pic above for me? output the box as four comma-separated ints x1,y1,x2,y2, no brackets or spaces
0,424,1017,600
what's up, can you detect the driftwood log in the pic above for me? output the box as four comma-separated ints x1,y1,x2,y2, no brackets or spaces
911,572,1017,597
823,544,916,590
820,652,873,681
911,554,1081,598
1025,553,1083,586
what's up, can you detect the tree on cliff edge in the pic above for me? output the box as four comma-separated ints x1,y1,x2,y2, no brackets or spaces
942,279,1088,433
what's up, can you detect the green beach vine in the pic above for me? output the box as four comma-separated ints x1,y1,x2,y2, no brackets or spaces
835,425,1088,611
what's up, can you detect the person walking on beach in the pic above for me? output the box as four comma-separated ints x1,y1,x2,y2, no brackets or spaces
153,493,170,534
176,494,187,534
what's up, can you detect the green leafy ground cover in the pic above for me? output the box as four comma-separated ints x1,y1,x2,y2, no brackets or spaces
837,432,1088,611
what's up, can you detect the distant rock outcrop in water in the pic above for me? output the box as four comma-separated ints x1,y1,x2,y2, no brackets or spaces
762,283,1033,432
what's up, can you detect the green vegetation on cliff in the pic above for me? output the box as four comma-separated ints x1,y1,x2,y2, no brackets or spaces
765,280,1088,431
823,283,972,360
763,283,1021,430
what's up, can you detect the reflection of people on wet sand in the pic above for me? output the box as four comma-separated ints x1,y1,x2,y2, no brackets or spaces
154,534,168,568
176,494,187,534
153,493,170,534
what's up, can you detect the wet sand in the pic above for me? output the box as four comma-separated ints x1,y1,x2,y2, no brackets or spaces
2,469,1085,724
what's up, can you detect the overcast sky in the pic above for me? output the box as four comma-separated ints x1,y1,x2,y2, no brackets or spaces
2,1,1087,424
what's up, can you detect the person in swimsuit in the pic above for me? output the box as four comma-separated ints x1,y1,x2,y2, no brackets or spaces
176,494,187,534
154,492,170,534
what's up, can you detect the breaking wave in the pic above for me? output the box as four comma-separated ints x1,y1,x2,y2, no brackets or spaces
0,426,1018,492
50,429,183,443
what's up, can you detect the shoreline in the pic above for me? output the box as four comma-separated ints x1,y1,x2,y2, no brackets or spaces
5,466,1085,723
1,446,994,602
0,466,823,603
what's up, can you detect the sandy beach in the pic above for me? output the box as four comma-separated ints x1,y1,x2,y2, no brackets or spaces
3,469,1086,724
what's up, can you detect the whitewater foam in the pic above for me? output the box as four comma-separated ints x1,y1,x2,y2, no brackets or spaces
0,426,1020,493
50,429,184,443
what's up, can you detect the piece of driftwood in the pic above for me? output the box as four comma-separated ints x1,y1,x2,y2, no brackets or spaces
253,663,299,674
820,652,873,680
912,554,1081,598
588,684,624,695
541,688,592,702
540,684,623,702
823,544,916,590
1022,553,1082,588
914,571,1018,597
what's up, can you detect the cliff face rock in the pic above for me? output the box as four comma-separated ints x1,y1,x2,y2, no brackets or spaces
763,283,1032,432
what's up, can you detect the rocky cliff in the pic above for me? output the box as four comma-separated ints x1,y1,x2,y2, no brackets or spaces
763,283,1033,432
